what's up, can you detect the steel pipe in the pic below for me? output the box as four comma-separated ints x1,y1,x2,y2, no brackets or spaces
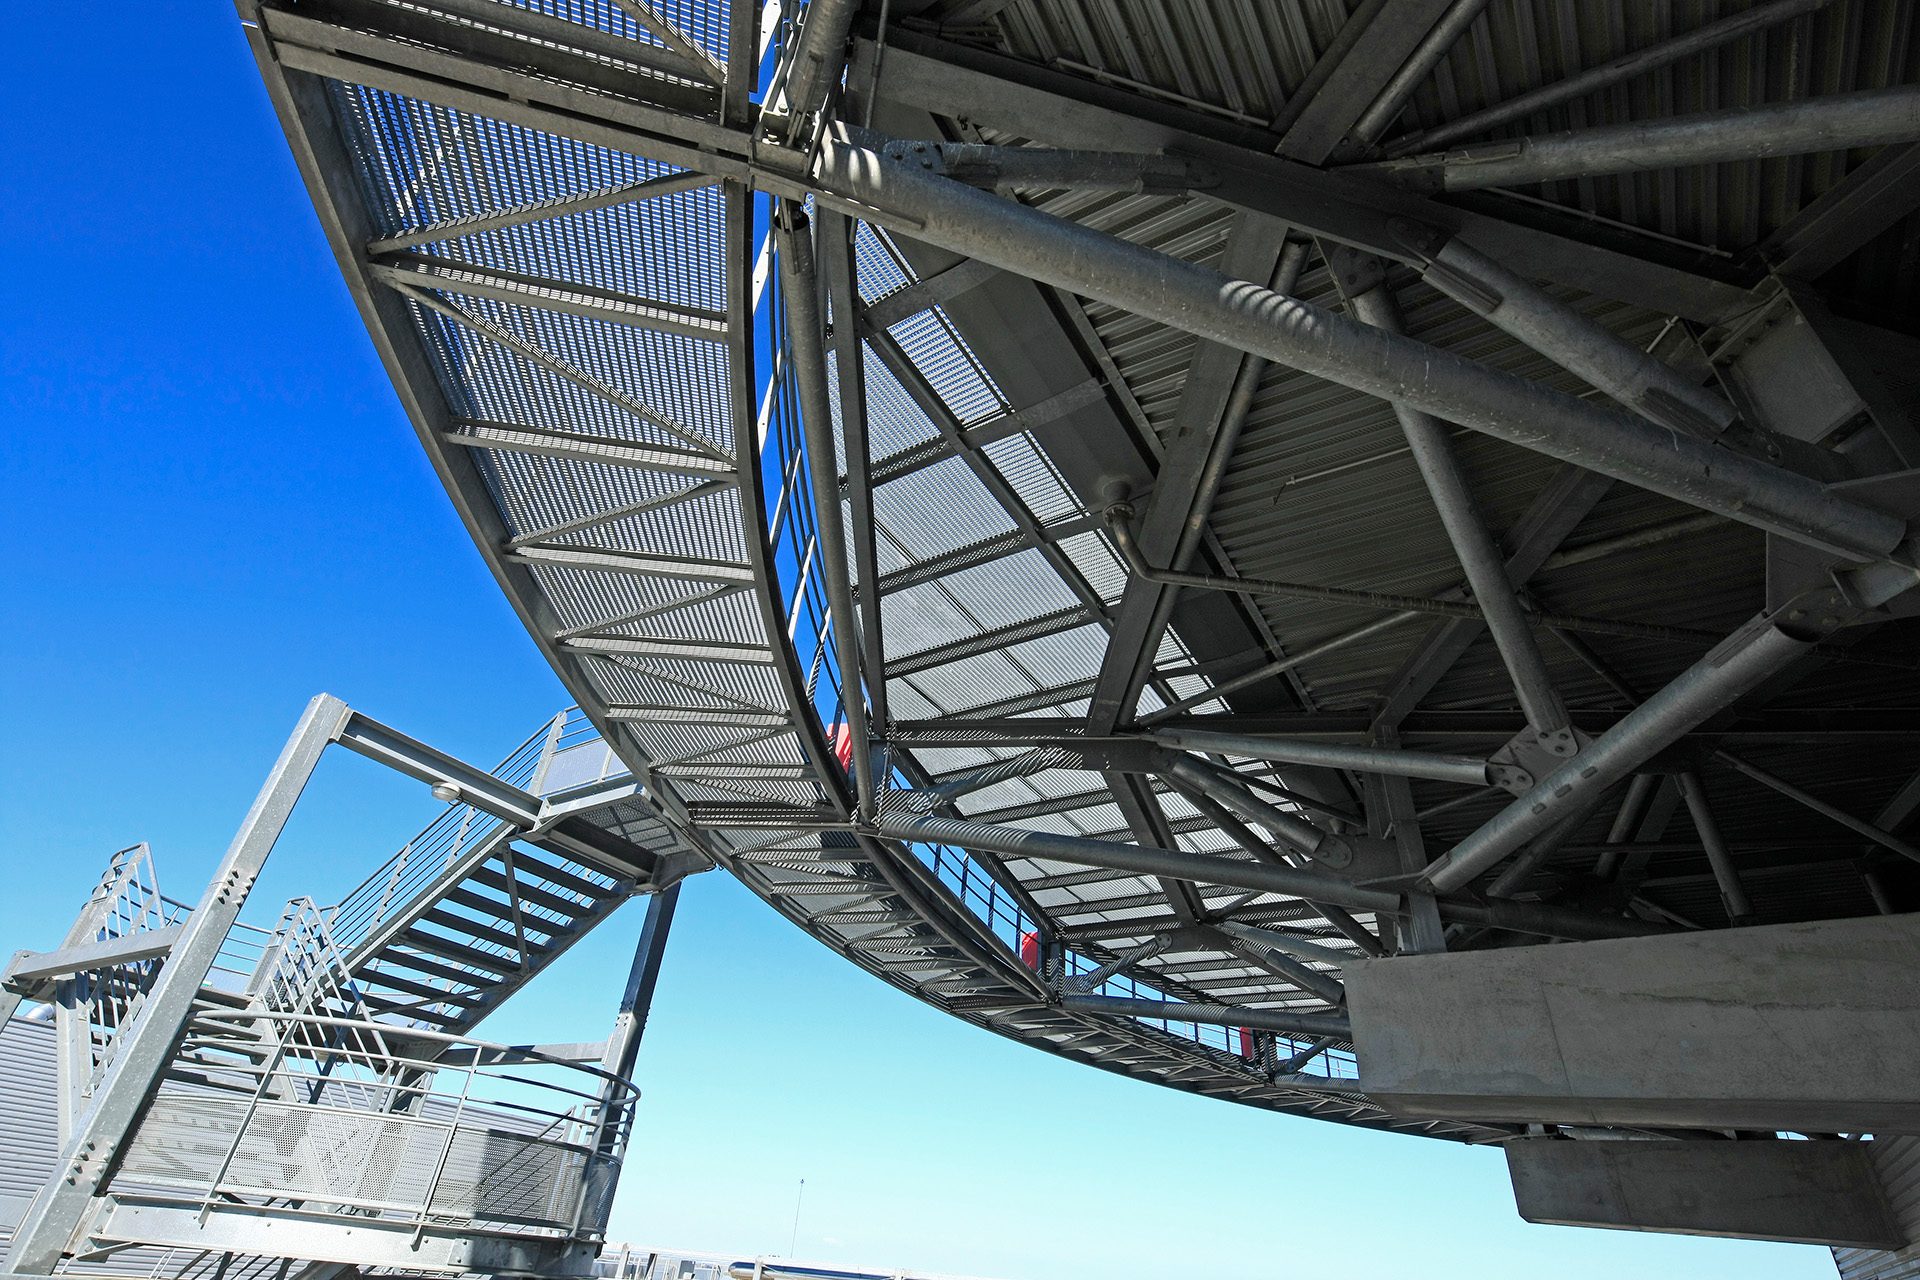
886,794,1665,942
877,141,1213,194
1215,921,1353,970
1137,612,1422,726
1439,898,1672,940
1386,0,1837,156
817,130,1911,566
1398,230,1737,439
777,210,877,817
1108,506,1760,647
1365,83,1920,192
1715,750,1920,867
1160,755,1346,866
1279,1036,1340,1073
1420,614,1818,894
1486,788,1615,897
1155,727,1489,788
918,746,1079,804
1594,771,1660,880
1066,935,1171,992
874,813,1401,914
1349,285,1571,733
1220,934,1347,1005
1676,771,1754,924
819,209,890,730
1059,993,1352,1039
1164,781,1389,957
1540,513,1726,574
1345,0,1495,150
780,0,861,135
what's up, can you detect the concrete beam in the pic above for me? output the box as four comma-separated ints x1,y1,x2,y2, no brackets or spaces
1506,1138,1904,1249
1347,912,1920,1133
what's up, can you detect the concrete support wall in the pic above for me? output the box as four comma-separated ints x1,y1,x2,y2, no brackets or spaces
1346,911,1920,1132
1506,1138,1902,1249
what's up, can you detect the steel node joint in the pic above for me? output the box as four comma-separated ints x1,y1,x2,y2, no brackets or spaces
1420,590,1870,896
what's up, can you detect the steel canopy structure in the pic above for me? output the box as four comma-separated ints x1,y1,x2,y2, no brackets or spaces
236,0,1920,1238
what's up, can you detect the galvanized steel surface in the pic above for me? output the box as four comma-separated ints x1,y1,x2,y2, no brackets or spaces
239,0,1920,1149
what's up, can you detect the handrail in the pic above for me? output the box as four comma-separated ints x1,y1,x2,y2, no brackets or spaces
122,1009,637,1246
324,708,634,960
188,1009,641,1100
326,710,556,951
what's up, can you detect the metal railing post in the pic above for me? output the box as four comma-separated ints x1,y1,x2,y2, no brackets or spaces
411,1061,474,1242
529,710,568,795
199,1025,291,1224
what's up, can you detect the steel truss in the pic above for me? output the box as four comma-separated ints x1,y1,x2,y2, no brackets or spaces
236,0,1920,1148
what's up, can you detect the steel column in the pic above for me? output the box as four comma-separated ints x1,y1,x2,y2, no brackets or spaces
1347,283,1571,736
1676,771,1755,924
3,694,350,1275
599,884,681,1082
777,208,877,817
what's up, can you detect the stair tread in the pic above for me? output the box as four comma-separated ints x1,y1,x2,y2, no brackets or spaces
391,928,524,973
358,947,506,990
361,997,464,1026
492,851,620,900
356,969,492,1005
440,885,585,931
418,908,553,953
466,865,597,916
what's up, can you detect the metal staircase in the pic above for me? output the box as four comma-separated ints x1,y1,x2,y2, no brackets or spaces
1,699,702,1280
336,825,640,1035
328,711,681,1036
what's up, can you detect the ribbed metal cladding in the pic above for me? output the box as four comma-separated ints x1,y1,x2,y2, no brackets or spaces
1834,1139,1920,1278
0,1017,58,1236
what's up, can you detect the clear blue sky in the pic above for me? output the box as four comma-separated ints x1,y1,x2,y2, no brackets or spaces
0,7,1835,1279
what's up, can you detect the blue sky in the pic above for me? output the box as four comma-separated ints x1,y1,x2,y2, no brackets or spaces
0,7,1835,1279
